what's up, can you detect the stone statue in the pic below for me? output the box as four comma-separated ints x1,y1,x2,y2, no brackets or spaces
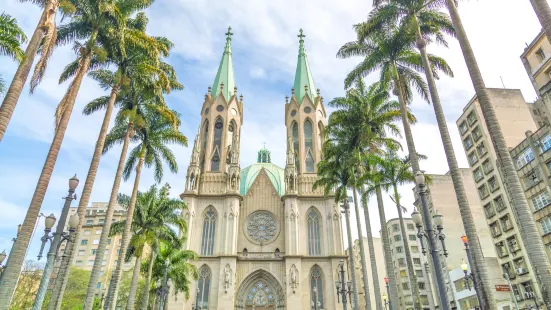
286,134,295,165
224,264,232,293
290,265,298,293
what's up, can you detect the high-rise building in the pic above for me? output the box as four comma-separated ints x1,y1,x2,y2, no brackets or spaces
455,88,543,307
169,29,346,310
55,202,132,293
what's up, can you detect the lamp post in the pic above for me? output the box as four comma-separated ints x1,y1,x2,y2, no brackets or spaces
503,272,520,310
460,236,482,308
412,171,450,310
335,259,353,310
341,197,359,309
384,277,392,310
32,175,80,310
382,293,389,310
157,259,170,310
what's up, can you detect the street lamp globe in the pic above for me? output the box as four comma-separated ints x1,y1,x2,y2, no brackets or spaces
414,171,426,186
433,211,444,227
411,209,422,226
335,281,341,291
384,277,388,284
461,260,468,272
45,213,57,230
461,235,468,245
68,214,79,229
69,175,80,190
382,293,387,301
0,250,6,264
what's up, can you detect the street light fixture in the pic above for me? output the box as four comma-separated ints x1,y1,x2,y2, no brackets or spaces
384,277,392,310
412,170,450,310
460,236,483,308
382,293,389,310
32,175,79,310
335,259,353,310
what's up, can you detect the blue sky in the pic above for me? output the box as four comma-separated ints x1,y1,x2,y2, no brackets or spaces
0,0,544,258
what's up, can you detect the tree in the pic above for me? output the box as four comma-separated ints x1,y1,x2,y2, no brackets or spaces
327,80,408,309
0,12,27,95
79,22,180,310
0,1,126,307
367,1,496,306
9,260,43,310
103,110,187,310
444,0,551,303
109,183,187,310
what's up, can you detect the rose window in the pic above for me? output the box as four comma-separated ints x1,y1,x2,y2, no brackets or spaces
245,211,278,244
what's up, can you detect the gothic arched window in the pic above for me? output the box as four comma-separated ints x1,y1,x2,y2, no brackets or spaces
200,120,209,172
210,117,223,171
308,208,321,255
197,266,211,308
311,266,324,309
317,121,324,158
304,119,315,172
201,207,216,255
292,122,300,173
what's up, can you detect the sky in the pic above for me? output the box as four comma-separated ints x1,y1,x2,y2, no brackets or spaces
0,0,545,260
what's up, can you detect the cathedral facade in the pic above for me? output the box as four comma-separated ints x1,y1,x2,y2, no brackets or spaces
168,28,346,310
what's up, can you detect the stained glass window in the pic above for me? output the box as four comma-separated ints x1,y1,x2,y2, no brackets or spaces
247,281,274,306
197,266,211,308
292,122,300,173
308,208,321,255
201,208,216,255
311,266,324,309
246,211,278,244
304,119,315,172
211,118,223,171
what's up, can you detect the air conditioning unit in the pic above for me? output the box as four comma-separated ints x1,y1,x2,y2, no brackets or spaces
517,268,525,274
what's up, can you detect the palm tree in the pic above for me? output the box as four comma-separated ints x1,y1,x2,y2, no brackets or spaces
0,1,125,306
103,109,187,310
0,0,67,141
328,80,410,309
444,0,551,301
78,28,180,310
109,183,186,310
147,243,198,309
531,0,551,43
366,1,496,307
314,131,361,309
0,12,27,95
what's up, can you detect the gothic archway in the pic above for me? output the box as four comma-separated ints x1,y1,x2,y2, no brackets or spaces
235,269,285,310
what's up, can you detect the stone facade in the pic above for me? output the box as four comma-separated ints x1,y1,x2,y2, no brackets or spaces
167,29,347,310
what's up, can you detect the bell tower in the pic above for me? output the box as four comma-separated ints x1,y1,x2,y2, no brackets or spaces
284,29,327,195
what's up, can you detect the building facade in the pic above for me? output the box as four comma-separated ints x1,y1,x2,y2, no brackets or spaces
168,29,347,310
455,88,544,307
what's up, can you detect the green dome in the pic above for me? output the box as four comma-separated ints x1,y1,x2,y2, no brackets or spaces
240,148,285,196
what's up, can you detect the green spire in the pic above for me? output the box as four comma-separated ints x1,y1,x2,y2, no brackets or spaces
293,29,317,103
212,26,236,102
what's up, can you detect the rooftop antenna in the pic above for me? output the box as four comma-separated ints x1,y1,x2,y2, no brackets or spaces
500,76,506,89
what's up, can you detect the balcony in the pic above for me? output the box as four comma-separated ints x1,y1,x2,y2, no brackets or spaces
238,251,284,260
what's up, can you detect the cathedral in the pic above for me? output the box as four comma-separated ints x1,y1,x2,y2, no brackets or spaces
168,27,347,310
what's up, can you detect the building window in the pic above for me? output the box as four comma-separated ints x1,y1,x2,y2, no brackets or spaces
507,236,520,253
490,221,502,237
496,241,508,258
394,235,401,242
95,230,102,235
84,230,91,236
308,208,322,256
304,119,315,172
473,167,484,182
78,250,85,256
537,47,546,61
398,258,406,267
467,111,477,126
409,235,416,241
501,215,513,231
407,223,414,230
400,270,407,278
393,224,399,232
468,151,478,166
210,118,223,171
522,281,534,295
107,239,111,245
396,246,403,253
88,260,94,266
484,203,496,218
421,295,429,305
459,121,468,135
476,142,487,157
86,220,93,225
92,249,97,255
416,270,424,278
292,122,300,173
201,207,217,256
75,260,83,265
541,216,551,235
418,282,426,290
413,258,421,265
99,219,105,224
472,126,482,141
311,266,324,309
93,239,100,245
541,135,551,152
463,136,473,150
478,184,489,199
411,246,419,253
488,177,499,192
502,263,515,279
81,239,88,246
402,282,410,290
532,191,551,211
197,266,211,308
524,168,541,189
482,159,494,174
514,257,528,275
494,196,506,212
516,148,534,169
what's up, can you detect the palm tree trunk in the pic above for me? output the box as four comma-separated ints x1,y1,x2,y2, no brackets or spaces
106,151,145,310
411,18,496,309
531,0,551,43
0,51,91,310
445,0,551,304
393,184,421,310
352,188,372,310
360,185,382,309
80,86,124,310
344,200,361,309
0,0,58,142
126,255,142,310
141,251,156,310
375,185,399,309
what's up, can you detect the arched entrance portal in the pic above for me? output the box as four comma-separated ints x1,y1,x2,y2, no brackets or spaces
235,269,285,310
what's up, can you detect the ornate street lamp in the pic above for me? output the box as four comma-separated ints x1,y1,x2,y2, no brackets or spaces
382,293,389,310
384,277,392,310
412,170,450,310
335,259,353,310
460,236,482,307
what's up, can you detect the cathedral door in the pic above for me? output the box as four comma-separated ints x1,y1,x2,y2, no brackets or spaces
235,269,285,309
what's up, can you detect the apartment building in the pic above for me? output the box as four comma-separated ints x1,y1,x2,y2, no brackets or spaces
56,202,133,292
456,88,543,307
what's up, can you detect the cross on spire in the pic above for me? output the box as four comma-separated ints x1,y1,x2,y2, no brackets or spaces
225,26,233,40
263,142,266,149
298,28,305,41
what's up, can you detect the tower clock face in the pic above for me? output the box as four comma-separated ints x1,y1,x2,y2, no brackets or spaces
231,108,238,116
